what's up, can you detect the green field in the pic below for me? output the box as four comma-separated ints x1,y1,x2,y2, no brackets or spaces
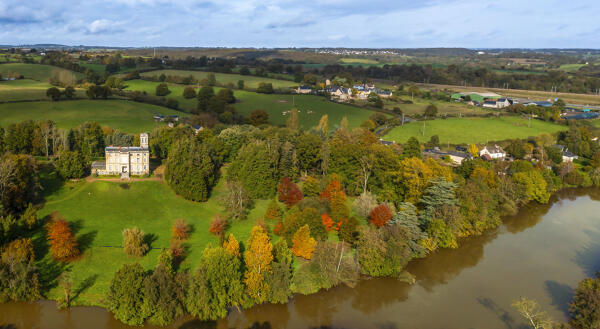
384,98,492,116
0,63,82,81
339,58,379,64
0,79,85,102
124,79,377,128
0,99,185,133
384,116,567,144
140,70,298,89
558,63,587,72
36,175,272,305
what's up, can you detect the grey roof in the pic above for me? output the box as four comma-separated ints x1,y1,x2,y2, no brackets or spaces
106,146,148,152
484,100,497,105
91,161,106,169
299,85,312,90
563,150,578,158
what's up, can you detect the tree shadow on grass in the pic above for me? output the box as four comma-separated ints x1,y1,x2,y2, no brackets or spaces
71,274,99,303
144,233,158,249
70,219,97,253
36,258,69,291
544,280,574,317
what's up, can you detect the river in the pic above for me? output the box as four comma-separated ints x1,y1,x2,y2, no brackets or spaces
2,188,600,329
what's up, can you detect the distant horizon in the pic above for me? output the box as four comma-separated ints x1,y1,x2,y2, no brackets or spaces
1,0,598,49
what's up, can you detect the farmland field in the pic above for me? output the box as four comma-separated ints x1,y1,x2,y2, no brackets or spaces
36,175,273,305
383,116,567,144
0,99,185,133
140,69,298,89
124,79,378,128
0,63,82,81
558,63,587,72
0,79,89,101
339,58,379,64
384,97,492,116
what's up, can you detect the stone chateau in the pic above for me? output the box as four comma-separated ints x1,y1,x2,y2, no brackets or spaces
92,133,150,178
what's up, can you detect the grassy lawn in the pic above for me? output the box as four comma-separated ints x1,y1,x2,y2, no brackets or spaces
139,70,299,89
0,99,186,133
124,79,378,129
384,97,492,116
558,63,587,72
0,63,82,81
383,116,567,144
36,173,272,306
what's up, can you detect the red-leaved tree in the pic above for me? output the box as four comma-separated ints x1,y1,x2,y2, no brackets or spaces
277,177,304,208
321,213,335,232
46,212,79,262
369,204,393,227
171,218,190,241
209,215,228,245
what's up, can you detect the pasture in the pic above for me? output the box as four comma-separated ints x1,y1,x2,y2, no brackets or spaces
37,175,271,305
123,79,378,129
383,116,567,144
384,97,492,116
0,99,185,133
0,63,82,81
139,69,298,89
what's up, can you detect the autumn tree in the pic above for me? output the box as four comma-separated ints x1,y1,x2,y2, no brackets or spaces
46,213,79,262
292,225,316,260
208,215,227,245
512,297,554,329
353,192,377,219
244,226,273,304
321,213,336,231
171,218,190,242
223,234,240,258
264,199,283,221
369,204,393,227
1,238,35,264
277,177,304,208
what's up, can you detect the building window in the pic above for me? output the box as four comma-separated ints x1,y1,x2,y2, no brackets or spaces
109,165,112,171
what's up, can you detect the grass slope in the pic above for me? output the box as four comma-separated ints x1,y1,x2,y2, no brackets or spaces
37,174,271,305
384,116,567,144
140,70,298,89
0,63,82,81
124,79,377,129
0,99,185,133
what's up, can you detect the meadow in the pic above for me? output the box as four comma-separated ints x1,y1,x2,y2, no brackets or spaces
123,79,377,128
36,173,273,306
0,63,82,81
383,97,492,116
383,116,567,144
0,99,185,133
139,69,298,89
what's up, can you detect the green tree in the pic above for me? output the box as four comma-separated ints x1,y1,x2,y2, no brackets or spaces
569,275,600,329
206,73,217,86
368,92,383,108
227,140,279,199
46,87,62,101
185,246,243,321
196,86,214,113
237,80,244,90
155,82,170,96
141,264,184,326
402,137,421,159
513,170,550,204
248,110,269,126
55,150,87,179
257,82,274,94
424,104,438,118
164,138,219,202
63,86,75,99
106,263,147,326
183,86,196,99
297,133,322,175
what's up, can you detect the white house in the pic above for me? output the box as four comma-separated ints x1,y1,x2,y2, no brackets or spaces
479,145,506,159
482,98,511,109
296,86,312,94
92,133,150,178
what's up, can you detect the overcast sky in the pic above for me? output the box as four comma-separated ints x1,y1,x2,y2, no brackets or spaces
1,0,599,48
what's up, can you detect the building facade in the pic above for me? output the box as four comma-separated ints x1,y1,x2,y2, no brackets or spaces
92,133,150,177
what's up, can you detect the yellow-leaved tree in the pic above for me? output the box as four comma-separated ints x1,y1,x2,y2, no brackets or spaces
223,234,240,258
244,226,273,304
291,225,316,260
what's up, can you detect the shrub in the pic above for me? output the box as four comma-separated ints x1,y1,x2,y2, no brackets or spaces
171,219,190,241
209,215,228,244
265,199,283,221
155,83,170,96
183,86,196,99
122,227,149,257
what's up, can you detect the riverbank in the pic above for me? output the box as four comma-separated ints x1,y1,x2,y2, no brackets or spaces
2,187,599,329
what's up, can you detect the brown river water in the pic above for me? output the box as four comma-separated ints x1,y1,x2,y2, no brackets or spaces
1,188,600,329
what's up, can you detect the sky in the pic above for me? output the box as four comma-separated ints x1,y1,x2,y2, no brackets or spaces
0,0,599,48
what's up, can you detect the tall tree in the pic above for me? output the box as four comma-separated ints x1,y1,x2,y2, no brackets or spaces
292,225,316,260
244,226,273,304
46,213,79,262
106,263,147,326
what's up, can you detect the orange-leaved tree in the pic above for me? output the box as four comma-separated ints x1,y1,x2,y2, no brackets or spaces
319,175,344,201
277,177,304,208
171,218,190,241
292,225,316,260
369,204,393,227
223,233,241,258
244,226,273,303
321,213,335,232
46,212,79,262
